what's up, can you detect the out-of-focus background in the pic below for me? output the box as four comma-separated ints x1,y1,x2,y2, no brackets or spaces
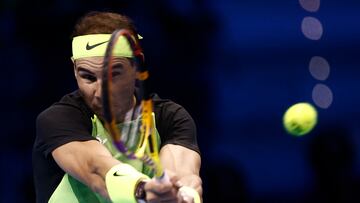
1,0,360,202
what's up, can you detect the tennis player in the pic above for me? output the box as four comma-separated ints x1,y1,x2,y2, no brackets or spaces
33,11,202,203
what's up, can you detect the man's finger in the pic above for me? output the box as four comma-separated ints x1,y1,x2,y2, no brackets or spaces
144,178,173,194
147,190,178,203
177,186,201,203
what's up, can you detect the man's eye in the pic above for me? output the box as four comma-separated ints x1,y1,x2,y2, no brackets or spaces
112,64,124,78
112,71,122,77
81,74,96,82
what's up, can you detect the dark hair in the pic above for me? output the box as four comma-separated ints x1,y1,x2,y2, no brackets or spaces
72,11,139,39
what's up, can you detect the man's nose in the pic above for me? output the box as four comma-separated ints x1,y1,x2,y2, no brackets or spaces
94,80,102,99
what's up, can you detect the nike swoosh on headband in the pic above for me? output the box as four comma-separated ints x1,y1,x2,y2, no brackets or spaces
86,40,109,50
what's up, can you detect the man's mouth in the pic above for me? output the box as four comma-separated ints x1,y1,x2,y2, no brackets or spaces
92,105,103,116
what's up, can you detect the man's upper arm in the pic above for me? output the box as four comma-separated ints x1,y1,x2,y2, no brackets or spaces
35,104,94,157
156,99,202,195
156,101,200,155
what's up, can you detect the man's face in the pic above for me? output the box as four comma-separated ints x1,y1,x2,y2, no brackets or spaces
74,56,136,121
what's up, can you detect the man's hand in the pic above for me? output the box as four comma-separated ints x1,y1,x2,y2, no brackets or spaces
176,174,202,203
144,170,179,203
177,174,202,197
143,171,202,203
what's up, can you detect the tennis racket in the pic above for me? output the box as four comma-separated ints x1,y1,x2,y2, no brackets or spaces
101,29,165,180
102,29,200,203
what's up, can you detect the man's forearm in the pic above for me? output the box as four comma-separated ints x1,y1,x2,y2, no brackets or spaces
90,154,122,179
52,141,121,198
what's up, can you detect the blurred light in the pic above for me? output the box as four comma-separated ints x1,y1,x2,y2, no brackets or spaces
309,56,330,81
299,0,320,12
301,17,323,40
312,84,333,109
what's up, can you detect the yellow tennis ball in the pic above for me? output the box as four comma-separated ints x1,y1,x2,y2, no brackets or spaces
283,102,317,136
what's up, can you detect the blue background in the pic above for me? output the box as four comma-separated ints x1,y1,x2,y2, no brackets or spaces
1,0,360,202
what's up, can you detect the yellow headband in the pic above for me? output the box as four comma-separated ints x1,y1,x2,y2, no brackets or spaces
72,34,135,60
